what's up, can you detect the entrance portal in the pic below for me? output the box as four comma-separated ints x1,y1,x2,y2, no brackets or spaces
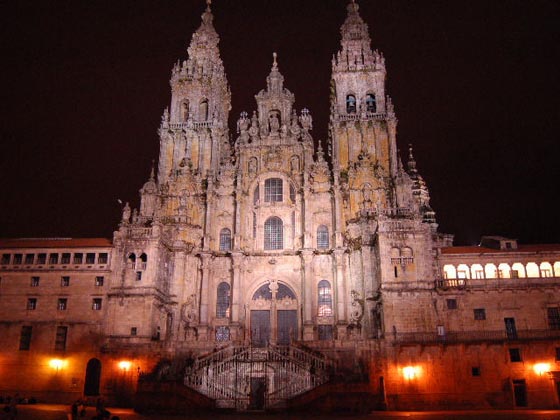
84,358,102,396
250,282,298,346
249,377,267,410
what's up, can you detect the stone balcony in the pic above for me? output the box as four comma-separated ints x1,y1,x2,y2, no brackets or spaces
435,276,560,291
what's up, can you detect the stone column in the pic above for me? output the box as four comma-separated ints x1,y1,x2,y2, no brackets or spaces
198,252,212,340
333,249,347,337
230,252,243,340
301,250,315,340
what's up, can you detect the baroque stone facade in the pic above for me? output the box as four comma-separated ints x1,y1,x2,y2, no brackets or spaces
1,1,560,411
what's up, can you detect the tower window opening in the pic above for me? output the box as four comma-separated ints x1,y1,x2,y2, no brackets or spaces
346,94,357,113
199,99,209,121
182,100,189,121
264,217,283,250
366,94,376,112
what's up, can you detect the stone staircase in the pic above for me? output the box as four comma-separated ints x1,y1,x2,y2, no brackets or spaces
184,344,332,411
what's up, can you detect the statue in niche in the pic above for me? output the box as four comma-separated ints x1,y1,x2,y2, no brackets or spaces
269,111,280,134
290,110,301,137
299,108,312,131
249,111,259,139
248,157,257,176
290,156,300,172
132,209,139,224
121,202,131,224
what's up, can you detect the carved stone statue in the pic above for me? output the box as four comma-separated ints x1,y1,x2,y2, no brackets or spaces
122,202,131,223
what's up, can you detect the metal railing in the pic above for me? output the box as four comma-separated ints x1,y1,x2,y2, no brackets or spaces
394,329,560,345
184,344,332,410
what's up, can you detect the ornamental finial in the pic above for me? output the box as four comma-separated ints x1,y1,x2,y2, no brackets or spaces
272,52,278,70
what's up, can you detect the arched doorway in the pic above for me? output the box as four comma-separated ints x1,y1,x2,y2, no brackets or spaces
249,281,298,347
84,358,102,396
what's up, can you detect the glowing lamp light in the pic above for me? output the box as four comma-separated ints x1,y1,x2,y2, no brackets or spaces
49,359,65,370
402,366,420,380
118,360,132,370
533,363,551,376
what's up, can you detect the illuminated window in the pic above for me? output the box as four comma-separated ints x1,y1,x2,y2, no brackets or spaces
27,298,37,310
219,228,232,251
55,326,68,351
61,253,70,264
366,94,376,112
317,225,329,249
484,263,497,279
31,276,40,287
547,307,560,330
511,263,525,278
346,94,357,113
457,264,470,279
57,298,67,311
73,253,83,264
25,254,34,265
264,178,283,202
474,308,486,320
318,280,333,316
509,348,522,362
13,254,22,265
49,253,59,264
264,217,283,250
1,254,10,265
216,326,230,342
95,276,104,287
446,299,457,310
526,262,539,278
498,263,511,278
471,264,484,279
92,298,102,311
98,253,108,264
318,325,333,341
443,264,456,279
61,276,70,287
216,282,231,318
19,326,32,351
539,262,553,277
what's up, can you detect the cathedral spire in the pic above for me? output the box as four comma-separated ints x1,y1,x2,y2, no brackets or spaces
266,52,284,94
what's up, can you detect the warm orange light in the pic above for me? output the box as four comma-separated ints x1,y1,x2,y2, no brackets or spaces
49,359,66,370
118,360,132,370
402,365,420,380
533,363,551,376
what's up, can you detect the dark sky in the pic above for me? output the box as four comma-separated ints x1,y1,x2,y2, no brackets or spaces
1,0,559,245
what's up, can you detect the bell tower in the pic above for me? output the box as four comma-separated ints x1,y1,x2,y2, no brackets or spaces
329,0,399,220
158,0,231,182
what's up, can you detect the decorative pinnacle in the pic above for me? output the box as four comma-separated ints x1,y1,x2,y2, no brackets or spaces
150,160,155,181
272,52,278,70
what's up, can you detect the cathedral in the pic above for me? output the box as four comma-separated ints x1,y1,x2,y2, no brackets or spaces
1,0,560,412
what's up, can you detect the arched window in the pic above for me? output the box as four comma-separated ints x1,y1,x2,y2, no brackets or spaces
199,99,209,121
219,228,232,251
318,280,333,316
484,263,498,279
346,94,357,113
443,264,456,279
139,253,148,270
365,94,376,112
216,282,230,318
264,217,283,250
264,178,283,202
127,253,136,269
317,225,329,249
181,101,189,121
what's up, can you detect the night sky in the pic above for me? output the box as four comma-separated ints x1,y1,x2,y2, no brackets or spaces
1,0,559,245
